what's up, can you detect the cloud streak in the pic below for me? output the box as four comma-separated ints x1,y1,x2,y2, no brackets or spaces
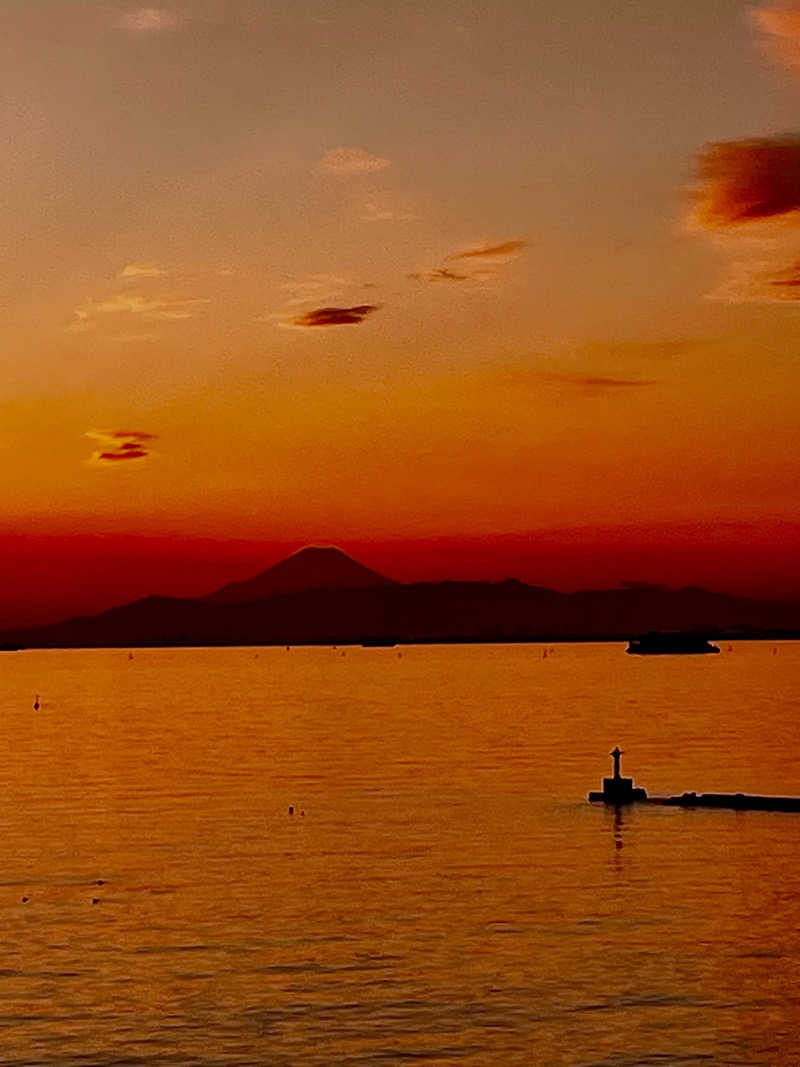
544,374,657,392
119,262,166,280
448,240,528,261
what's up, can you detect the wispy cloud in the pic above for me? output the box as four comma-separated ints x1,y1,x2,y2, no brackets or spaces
114,7,184,33
359,193,417,222
411,238,528,285
280,274,350,307
317,147,391,176
486,365,659,398
86,429,157,467
705,252,800,303
108,332,160,343
119,262,167,280
69,292,208,332
752,3,800,72
291,305,380,327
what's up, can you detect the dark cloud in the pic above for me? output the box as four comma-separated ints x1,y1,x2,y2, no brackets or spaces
292,305,379,327
692,136,800,227
86,429,158,466
448,239,528,260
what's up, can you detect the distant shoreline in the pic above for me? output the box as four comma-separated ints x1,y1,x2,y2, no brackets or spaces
4,633,800,653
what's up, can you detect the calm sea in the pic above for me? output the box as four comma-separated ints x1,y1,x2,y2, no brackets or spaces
0,643,798,1066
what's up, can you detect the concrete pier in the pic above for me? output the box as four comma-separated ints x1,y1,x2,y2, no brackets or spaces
588,750,800,812
649,791,800,812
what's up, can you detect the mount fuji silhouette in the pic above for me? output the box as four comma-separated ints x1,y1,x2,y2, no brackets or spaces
205,545,396,603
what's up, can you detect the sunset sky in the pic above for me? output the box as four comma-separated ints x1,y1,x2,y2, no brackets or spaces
3,0,800,622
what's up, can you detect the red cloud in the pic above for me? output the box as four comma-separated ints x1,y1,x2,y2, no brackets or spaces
86,429,158,466
692,136,800,227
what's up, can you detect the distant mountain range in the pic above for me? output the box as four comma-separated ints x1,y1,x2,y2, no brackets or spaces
2,545,799,649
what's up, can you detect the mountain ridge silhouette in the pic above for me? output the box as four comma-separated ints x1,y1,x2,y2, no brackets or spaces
2,545,800,648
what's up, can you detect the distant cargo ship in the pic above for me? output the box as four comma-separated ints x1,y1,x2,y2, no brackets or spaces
626,632,720,655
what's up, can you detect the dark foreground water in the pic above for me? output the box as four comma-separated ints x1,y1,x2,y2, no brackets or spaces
0,642,798,1065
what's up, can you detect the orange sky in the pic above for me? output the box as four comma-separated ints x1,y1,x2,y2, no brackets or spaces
3,1,800,620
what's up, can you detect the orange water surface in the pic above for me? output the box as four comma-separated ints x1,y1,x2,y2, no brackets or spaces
0,642,798,1065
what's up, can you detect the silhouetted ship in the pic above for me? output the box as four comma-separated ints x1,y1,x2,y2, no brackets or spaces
626,631,720,655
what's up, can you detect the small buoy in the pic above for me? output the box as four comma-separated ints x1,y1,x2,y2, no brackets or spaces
91,897,99,904
288,806,294,815
95,879,105,886
300,810,305,817
286,646,291,652
21,896,29,903
33,695,40,710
